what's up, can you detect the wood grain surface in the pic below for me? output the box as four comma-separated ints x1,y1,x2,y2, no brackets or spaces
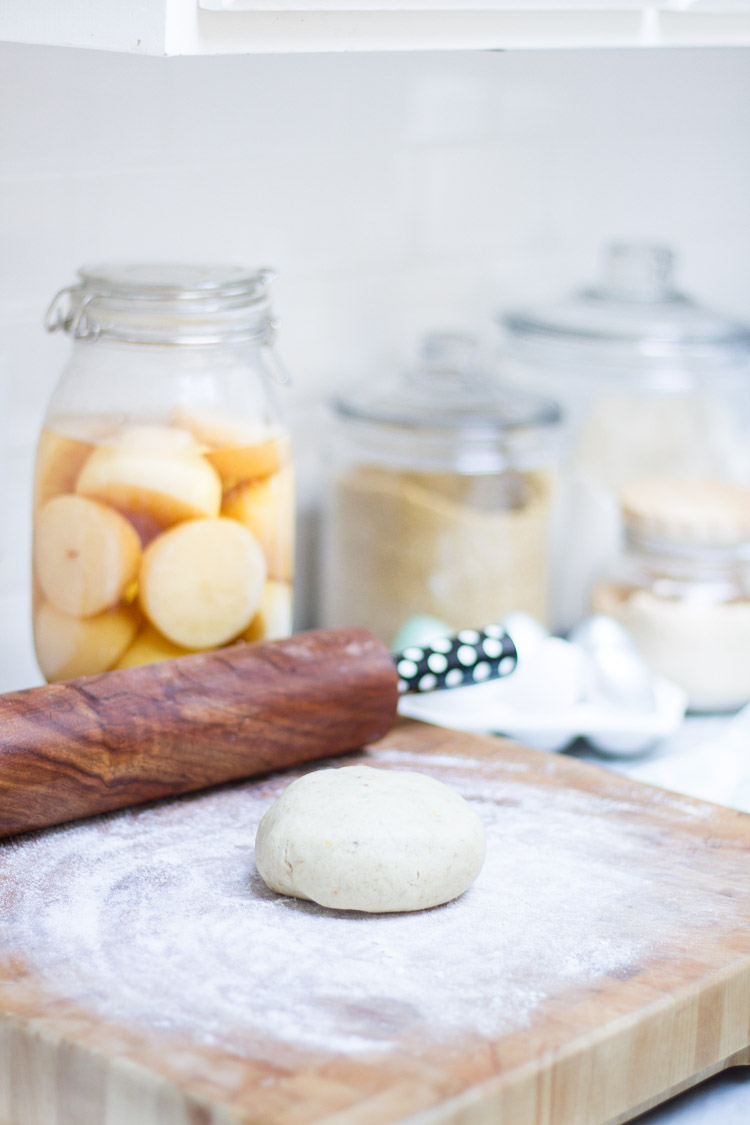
0,719,750,1125
0,627,398,839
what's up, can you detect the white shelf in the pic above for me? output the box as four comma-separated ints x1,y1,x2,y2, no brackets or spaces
2,0,750,55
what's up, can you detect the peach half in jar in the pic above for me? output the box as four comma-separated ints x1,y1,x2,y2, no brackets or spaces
34,494,142,618
243,580,293,644
34,601,141,682
223,463,295,583
76,433,223,527
32,417,294,681
138,517,267,650
175,409,291,489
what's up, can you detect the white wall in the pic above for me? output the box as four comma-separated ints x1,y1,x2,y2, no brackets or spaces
1,43,750,688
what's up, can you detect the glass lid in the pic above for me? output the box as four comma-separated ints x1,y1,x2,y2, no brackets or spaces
334,332,560,434
77,263,270,306
502,244,750,366
45,263,274,345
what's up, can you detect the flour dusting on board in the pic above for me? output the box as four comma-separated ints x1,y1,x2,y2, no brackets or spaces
0,745,733,1058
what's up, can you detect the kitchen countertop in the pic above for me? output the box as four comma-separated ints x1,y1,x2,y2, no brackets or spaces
571,716,750,1123
1,586,749,1124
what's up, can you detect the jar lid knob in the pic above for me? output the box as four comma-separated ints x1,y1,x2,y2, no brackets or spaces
600,243,675,302
420,332,480,373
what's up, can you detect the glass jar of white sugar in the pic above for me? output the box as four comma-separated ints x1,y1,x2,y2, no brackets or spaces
593,478,750,712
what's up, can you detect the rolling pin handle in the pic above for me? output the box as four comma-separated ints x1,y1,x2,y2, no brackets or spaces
394,626,518,694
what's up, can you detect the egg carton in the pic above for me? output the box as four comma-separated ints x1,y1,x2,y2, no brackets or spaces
395,612,688,757
398,675,687,756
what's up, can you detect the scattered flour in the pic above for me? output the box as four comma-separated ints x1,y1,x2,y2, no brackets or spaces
0,748,735,1059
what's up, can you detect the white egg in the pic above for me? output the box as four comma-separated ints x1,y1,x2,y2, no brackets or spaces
569,615,656,712
568,614,638,654
501,612,549,665
499,636,586,715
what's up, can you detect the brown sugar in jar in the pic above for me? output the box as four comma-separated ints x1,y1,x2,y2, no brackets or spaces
323,334,561,646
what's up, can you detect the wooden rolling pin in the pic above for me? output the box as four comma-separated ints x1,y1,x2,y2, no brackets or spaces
0,622,517,840
0,628,399,840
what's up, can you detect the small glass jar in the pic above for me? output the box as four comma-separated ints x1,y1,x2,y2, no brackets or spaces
34,263,294,682
593,478,750,712
322,333,561,647
500,243,750,633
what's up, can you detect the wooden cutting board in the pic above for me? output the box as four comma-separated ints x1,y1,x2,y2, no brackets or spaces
0,718,749,1125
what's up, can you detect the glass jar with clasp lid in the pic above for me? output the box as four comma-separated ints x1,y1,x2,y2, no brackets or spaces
35,263,294,682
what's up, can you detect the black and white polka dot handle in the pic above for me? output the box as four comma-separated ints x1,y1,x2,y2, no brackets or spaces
394,625,517,694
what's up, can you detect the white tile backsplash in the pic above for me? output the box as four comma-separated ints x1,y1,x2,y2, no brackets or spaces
1,41,749,685
413,140,551,257
0,176,78,308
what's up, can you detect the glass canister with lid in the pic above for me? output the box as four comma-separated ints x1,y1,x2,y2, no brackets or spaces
499,243,750,632
593,478,750,712
322,332,561,647
34,263,294,682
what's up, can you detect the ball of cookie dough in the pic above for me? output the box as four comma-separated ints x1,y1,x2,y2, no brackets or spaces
254,764,486,913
